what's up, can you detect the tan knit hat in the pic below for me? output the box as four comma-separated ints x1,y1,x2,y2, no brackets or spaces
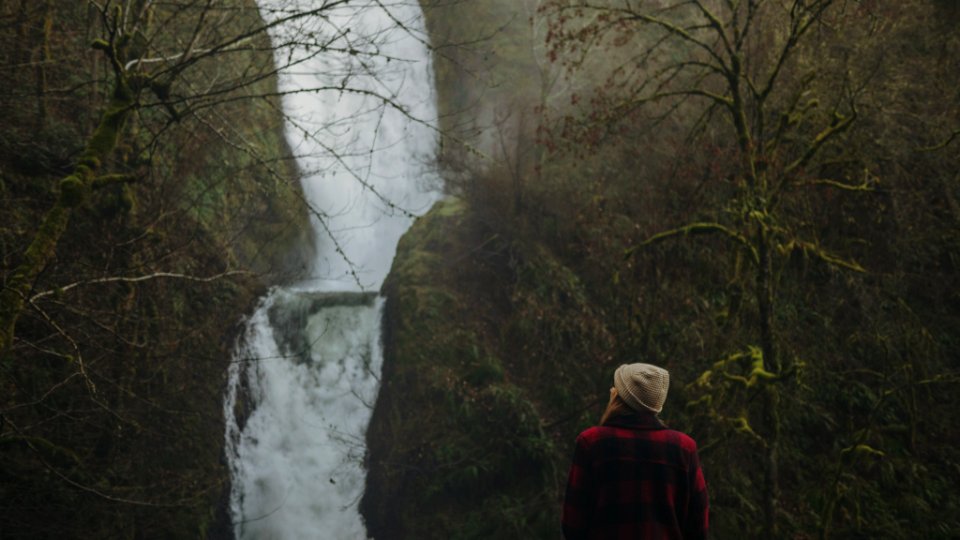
614,363,670,413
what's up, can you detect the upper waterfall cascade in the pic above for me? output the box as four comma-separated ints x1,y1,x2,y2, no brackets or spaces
224,1,440,538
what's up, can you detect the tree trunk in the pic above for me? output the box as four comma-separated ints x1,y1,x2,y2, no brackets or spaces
0,77,134,358
33,0,53,129
757,221,781,538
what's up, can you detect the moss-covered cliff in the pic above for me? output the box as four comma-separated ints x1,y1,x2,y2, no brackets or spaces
0,3,310,537
363,198,604,539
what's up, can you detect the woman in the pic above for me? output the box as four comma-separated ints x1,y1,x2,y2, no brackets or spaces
561,363,709,539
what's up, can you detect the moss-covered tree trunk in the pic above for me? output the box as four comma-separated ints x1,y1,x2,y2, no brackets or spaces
0,77,134,357
733,44,783,537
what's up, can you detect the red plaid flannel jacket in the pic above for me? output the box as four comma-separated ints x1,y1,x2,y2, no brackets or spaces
561,412,709,539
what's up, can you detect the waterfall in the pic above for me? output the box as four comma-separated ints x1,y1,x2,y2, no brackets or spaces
224,1,439,538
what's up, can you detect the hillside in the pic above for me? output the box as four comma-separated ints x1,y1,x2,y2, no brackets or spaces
0,3,309,537
363,1,960,538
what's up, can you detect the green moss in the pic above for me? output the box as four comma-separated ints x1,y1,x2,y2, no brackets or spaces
83,80,133,163
58,175,86,207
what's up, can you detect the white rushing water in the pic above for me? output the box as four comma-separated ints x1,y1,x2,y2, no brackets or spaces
224,1,439,538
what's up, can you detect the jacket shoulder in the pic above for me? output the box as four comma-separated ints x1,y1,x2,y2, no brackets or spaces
575,426,605,445
577,423,700,454
664,428,700,454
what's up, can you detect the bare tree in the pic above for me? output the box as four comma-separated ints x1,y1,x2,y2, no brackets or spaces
540,1,902,535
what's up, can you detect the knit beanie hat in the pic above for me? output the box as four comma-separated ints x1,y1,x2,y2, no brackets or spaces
614,363,670,413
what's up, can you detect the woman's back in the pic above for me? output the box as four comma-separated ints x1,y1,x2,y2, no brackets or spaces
561,364,709,540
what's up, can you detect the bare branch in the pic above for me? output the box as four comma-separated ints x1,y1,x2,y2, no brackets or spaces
564,3,732,74
623,9,732,74
24,298,96,395
691,0,734,58
793,177,876,192
30,271,252,302
783,111,856,176
918,128,960,152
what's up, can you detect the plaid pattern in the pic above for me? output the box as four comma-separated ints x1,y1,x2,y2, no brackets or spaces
562,413,709,539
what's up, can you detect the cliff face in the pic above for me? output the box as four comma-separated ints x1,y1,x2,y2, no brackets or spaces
359,199,548,539
0,3,310,537
361,200,477,539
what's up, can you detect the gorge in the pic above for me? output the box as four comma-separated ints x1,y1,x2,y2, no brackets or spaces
1,2,957,538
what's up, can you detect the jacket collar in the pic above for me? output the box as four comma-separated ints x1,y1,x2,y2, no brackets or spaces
603,412,666,431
